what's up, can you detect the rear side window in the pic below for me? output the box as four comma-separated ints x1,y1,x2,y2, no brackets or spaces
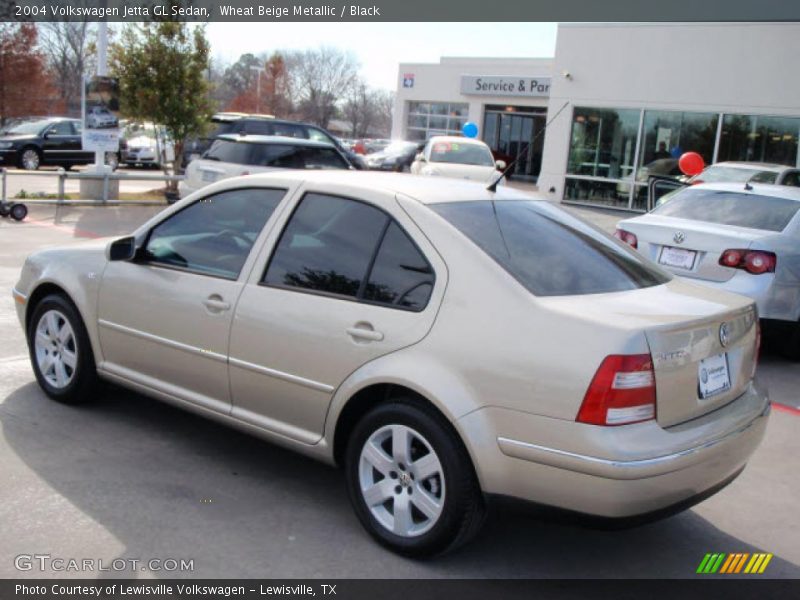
748,171,779,184
263,194,434,310
272,122,305,138
652,188,800,232
251,144,349,170
242,120,273,135
433,200,669,297
203,140,252,164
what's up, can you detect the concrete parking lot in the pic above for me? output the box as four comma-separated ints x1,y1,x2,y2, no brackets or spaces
0,202,798,579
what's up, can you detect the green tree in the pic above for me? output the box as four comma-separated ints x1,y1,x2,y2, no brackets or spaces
111,22,213,184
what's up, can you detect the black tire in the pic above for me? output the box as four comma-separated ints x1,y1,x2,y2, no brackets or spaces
0,203,9,217
345,398,485,557
10,203,27,221
27,294,98,404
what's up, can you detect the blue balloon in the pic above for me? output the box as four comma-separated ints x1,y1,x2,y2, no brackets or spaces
670,146,683,159
462,122,478,138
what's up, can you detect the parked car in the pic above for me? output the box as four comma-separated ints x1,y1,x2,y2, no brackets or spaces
410,136,506,185
616,182,800,358
690,161,800,187
365,141,423,171
14,171,768,557
182,113,367,170
0,117,118,170
178,134,352,198
86,105,118,129
120,121,175,169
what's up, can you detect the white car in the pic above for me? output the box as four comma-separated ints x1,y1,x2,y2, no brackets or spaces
86,106,118,129
121,121,175,168
410,136,506,185
179,135,352,198
617,182,800,358
690,161,800,187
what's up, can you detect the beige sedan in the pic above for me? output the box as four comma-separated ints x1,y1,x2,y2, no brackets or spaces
13,171,769,557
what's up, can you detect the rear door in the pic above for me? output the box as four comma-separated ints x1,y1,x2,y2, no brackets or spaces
227,186,446,443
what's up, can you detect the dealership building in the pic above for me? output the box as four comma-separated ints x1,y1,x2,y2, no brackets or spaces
392,23,800,211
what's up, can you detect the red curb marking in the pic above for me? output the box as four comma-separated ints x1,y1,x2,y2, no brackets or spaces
773,403,800,416
19,216,102,239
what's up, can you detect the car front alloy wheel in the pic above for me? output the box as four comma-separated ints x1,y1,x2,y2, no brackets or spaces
21,148,41,170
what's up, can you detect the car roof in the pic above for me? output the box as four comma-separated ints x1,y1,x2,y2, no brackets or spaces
688,182,800,201
215,134,335,148
426,135,488,146
708,161,791,172
240,170,535,204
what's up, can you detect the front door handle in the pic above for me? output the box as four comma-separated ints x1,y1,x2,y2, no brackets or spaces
346,324,384,342
203,295,231,312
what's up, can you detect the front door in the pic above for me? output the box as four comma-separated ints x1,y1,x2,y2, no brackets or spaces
97,187,286,413
42,121,81,165
228,190,443,443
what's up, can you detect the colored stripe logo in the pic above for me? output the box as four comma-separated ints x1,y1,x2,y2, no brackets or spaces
697,553,773,574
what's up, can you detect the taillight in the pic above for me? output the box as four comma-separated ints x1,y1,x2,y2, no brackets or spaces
614,228,638,249
719,249,776,275
577,354,656,426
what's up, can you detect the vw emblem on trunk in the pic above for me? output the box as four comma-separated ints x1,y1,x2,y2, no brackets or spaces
719,322,731,347
673,231,685,244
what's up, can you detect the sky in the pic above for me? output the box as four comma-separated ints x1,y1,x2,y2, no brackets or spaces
205,23,558,91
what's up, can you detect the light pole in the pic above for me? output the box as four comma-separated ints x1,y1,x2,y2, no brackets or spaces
249,66,263,114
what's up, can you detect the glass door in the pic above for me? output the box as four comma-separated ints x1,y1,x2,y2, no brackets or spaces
483,109,546,181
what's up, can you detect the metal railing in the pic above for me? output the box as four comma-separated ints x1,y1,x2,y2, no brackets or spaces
0,167,184,204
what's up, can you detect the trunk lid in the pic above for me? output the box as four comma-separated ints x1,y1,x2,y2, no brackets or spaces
620,214,771,282
185,159,273,190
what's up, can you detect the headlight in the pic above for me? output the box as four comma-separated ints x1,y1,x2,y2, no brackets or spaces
0,142,14,149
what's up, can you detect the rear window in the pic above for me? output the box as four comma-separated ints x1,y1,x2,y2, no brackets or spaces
251,144,349,169
429,141,494,167
651,188,800,232
696,166,774,184
203,139,251,164
432,201,670,297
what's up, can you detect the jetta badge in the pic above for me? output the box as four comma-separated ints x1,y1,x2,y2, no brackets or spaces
719,322,731,347
673,231,685,244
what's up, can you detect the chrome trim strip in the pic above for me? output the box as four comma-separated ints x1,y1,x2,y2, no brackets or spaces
497,403,769,480
97,319,227,363
228,357,334,394
12,287,27,303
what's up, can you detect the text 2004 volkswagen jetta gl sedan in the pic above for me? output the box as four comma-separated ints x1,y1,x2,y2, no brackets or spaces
13,172,769,557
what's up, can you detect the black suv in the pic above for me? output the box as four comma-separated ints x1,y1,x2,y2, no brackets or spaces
182,113,367,169
0,117,119,170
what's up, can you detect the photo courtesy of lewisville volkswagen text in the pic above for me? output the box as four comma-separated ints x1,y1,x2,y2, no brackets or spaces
0,0,799,597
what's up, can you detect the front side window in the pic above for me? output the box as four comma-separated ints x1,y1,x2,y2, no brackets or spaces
307,128,336,145
263,194,434,310
48,121,74,136
433,200,669,297
144,188,285,279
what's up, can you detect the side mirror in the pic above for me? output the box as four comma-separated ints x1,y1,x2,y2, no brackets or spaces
415,153,425,162
108,236,136,261
495,160,507,170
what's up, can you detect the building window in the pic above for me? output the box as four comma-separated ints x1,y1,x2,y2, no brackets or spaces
564,107,640,208
717,114,800,166
406,101,469,141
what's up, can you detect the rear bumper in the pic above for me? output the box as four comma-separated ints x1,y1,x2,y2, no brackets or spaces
458,380,769,518
177,180,198,199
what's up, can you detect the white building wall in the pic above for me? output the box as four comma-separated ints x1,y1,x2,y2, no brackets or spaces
392,57,553,141
538,22,800,200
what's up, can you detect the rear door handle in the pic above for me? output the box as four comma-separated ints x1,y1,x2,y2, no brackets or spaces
203,295,231,312
346,326,384,342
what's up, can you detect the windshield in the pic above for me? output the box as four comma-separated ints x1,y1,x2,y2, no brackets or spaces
428,140,494,167
4,120,50,135
123,122,156,138
432,200,670,297
652,188,800,232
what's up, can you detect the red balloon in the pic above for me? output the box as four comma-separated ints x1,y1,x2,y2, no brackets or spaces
678,152,705,176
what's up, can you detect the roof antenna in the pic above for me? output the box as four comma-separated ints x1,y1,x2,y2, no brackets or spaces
744,181,754,191
487,100,570,193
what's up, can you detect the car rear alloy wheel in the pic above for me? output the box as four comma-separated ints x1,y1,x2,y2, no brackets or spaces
21,148,41,170
358,424,445,538
28,294,97,403
346,400,485,557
